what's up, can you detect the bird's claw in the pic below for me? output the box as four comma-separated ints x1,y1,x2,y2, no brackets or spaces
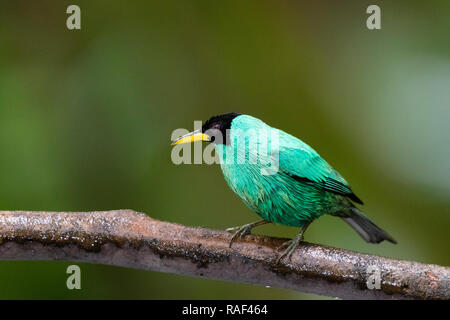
226,225,252,248
275,235,304,264
225,226,241,233
277,239,293,251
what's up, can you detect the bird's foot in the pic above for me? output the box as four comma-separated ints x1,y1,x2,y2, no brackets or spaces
277,239,294,251
275,222,311,264
225,225,245,234
275,235,303,264
226,224,254,248
226,220,269,248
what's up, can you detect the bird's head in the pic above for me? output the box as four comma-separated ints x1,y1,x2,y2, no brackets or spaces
171,112,241,146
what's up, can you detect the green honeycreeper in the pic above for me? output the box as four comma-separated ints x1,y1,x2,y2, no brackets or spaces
172,113,396,261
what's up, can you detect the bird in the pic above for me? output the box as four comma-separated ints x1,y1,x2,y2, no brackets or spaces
171,112,396,262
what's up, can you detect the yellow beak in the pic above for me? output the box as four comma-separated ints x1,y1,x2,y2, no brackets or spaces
171,130,211,145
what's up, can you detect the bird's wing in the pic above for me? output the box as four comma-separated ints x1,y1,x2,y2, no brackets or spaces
273,130,363,204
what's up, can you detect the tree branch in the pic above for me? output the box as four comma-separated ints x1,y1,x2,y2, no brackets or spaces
0,210,448,299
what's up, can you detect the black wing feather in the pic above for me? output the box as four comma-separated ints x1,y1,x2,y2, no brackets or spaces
288,173,364,205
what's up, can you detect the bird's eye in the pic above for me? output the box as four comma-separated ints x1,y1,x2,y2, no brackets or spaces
212,123,221,130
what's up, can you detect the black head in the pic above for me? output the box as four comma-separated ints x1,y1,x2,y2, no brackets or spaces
202,112,241,144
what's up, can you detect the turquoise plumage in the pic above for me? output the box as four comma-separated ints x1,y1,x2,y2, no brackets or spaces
216,114,353,226
172,113,396,261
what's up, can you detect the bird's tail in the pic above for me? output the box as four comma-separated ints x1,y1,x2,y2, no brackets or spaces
342,207,397,244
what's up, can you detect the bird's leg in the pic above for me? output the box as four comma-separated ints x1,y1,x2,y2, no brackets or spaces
276,221,311,263
226,220,270,248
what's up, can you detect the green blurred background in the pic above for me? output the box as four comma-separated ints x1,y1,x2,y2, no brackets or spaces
0,1,448,299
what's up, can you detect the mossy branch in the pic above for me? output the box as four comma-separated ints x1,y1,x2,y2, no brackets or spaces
0,210,448,299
